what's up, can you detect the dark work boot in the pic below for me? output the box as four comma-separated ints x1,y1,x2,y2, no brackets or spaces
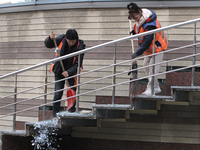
68,101,76,113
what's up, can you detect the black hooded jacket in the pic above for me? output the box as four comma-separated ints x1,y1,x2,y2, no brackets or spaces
44,34,86,77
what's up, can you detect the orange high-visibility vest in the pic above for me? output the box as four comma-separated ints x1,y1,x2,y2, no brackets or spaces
134,19,168,56
49,38,65,73
49,38,80,85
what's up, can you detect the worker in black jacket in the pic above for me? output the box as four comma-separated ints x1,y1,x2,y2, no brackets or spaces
44,29,86,117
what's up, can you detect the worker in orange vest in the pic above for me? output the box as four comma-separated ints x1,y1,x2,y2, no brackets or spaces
128,3,168,95
44,29,86,117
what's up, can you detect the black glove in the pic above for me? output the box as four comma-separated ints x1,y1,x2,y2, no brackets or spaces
129,29,136,35
132,53,138,59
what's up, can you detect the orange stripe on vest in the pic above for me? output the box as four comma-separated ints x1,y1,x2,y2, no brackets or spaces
134,19,168,56
49,38,81,86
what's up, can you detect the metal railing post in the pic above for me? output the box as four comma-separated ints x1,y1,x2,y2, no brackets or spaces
43,65,47,120
0,18,200,121
76,54,81,113
13,74,17,131
1,18,200,81
112,44,116,104
151,33,156,95
192,23,196,86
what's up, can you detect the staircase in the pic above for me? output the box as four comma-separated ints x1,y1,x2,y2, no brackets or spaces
19,86,200,146
1,18,200,149
54,86,200,145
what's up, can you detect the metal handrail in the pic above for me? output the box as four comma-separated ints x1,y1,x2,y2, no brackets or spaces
1,62,200,119
1,41,199,102
1,18,200,80
0,42,199,106
1,42,199,109
0,18,200,131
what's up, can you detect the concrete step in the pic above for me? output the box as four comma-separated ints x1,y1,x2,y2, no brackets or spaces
133,95,173,101
171,86,200,92
160,101,189,106
171,86,200,102
128,109,158,114
93,104,132,110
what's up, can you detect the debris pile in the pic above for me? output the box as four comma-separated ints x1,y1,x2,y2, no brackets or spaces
31,117,61,150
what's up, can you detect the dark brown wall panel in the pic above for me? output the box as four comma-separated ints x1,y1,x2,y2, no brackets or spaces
0,40,199,61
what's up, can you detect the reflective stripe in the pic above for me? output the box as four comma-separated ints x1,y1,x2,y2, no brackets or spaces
49,39,64,73
49,63,54,72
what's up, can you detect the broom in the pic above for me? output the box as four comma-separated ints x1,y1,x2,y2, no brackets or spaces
129,20,139,108
53,38,76,111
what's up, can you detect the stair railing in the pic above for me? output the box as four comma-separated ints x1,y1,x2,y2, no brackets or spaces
0,18,200,131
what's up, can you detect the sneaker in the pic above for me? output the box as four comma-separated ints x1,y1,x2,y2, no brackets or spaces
142,86,161,95
154,86,161,94
142,87,151,95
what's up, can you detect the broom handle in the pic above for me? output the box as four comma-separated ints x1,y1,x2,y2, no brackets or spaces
129,19,135,53
53,38,69,86
53,38,65,72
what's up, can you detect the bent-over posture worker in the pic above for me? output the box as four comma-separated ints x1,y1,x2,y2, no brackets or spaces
44,29,86,117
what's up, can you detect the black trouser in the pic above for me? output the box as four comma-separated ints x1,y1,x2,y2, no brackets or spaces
52,75,76,117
